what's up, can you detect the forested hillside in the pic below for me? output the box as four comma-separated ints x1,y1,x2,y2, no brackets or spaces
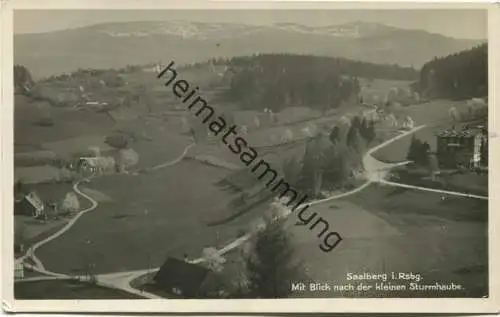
418,43,487,100
223,54,418,112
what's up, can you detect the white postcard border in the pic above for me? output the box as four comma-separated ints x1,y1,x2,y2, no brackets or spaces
2,0,499,314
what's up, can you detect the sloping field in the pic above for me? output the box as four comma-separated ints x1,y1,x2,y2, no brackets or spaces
35,161,270,274
15,97,114,147
372,99,474,163
42,136,113,158
14,165,61,184
286,183,487,298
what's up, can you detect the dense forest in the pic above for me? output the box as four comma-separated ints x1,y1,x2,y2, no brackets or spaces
221,54,418,112
418,43,487,100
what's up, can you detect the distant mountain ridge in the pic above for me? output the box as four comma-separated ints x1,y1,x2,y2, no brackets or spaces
14,20,485,79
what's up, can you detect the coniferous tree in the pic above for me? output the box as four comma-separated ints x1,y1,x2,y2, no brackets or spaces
421,141,431,156
359,118,373,143
322,141,354,189
350,116,362,131
427,153,440,180
407,135,431,165
346,127,366,169
365,121,377,145
299,137,324,197
329,126,341,144
243,218,303,298
407,135,420,162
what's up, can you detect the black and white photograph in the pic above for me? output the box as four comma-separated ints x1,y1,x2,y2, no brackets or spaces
3,0,499,314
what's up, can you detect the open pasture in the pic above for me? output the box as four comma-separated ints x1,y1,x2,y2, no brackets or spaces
41,136,113,158
372,99,475,163
78,114,194,170
35,160,271,274
14,165,62,184
287,183,487,298
15,96,114,147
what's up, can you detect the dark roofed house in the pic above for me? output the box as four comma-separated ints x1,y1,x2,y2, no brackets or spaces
14,191,45,218
152,257,222,298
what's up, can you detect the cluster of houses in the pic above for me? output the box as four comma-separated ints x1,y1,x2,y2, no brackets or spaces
13,154,113,219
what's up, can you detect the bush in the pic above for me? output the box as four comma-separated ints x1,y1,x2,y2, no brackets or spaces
116,148,139,171
61,192,80,214
105,134,128,149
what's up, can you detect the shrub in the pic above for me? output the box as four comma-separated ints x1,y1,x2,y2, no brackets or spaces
116,148,139,171
105,134,128,149
61,192,80,214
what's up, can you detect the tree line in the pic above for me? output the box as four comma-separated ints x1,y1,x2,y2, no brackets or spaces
417,43,487,100
223,54,418,112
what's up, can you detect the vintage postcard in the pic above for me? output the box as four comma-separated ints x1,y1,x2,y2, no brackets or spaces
2,0,499,314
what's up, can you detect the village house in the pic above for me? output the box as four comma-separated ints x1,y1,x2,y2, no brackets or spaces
14,191,45,218
436,126,484,169
151,257,224,298
78,157,101,175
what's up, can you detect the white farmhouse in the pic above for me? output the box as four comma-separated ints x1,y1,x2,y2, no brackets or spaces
78,157,101,174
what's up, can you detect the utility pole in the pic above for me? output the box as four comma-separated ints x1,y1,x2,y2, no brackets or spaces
82,251,88,281
82,239,92,282
147,253,151,274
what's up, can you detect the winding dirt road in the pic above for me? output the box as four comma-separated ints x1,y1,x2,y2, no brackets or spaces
16,180,98,276
15,143,196,297
151,143,195,170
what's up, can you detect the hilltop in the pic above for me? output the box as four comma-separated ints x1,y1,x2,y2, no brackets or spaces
15,20,483,79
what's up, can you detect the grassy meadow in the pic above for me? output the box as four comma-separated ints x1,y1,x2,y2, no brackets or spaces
286,183,487,298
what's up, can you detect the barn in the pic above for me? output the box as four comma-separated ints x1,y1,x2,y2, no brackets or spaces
152,257,223,298
15,191,45,218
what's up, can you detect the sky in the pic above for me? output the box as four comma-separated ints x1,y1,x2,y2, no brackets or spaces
14,9,487,40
